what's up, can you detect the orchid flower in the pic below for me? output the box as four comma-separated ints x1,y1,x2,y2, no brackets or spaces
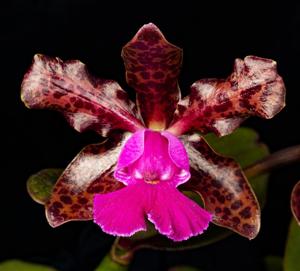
21,23,285,241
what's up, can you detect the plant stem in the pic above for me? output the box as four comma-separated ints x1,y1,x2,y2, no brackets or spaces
94,254,129,271
94,239,133,270
244,145,300,178
110,238,134,265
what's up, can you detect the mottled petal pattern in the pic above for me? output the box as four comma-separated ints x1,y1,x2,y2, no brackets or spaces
122,23,182,130
181,133,260,239
168,56,286,136
94,182,212,241
45,133,130,227
291,181,300,225
21,54,144,136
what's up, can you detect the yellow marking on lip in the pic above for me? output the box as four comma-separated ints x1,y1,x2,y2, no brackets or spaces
144,179,160,185
148,120,166,131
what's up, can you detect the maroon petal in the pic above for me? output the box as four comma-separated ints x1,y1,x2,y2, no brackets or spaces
181,133,260,239
122,23,182,130
168,56,286,136
291,181,300,225
45,133,129,227
21,54,144,136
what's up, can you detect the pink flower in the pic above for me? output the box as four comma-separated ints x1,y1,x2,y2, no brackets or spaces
21,23,285,241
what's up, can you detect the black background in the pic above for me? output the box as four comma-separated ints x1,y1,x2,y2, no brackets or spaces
1,1,300,270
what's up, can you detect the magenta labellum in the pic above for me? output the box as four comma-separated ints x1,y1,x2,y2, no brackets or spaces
94,130,212,241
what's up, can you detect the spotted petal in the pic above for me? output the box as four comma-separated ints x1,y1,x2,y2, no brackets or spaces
181,133,260,239
168,56,286,136
21,54,144,136
291,181,300,225
122,23,182,130
45,133,130,227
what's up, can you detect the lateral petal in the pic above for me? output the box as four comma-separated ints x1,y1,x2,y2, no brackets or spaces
45,133,129,227
21,54,144,136
168,56,285,136
182,133,260,239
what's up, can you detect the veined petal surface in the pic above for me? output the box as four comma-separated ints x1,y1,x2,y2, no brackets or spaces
168,56,285,136
45,134,129,227
21,54,144,136
182,133,260,239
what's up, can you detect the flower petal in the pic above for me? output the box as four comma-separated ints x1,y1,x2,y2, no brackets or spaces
114,130,190,186
45,133,129,227
93,182,211,241
93,184,148,237
148,183,212,241
291,181,300,225
162,131,190,186
181,133,260,239
122,23,182,130
168,56,286,136
114,130,145,185
21,54,144,136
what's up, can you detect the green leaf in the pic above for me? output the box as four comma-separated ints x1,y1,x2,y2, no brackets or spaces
205,127,270,205
27,168,63,204
284,219,300,271
264,255,283,271
0,260,56,271
94,255,129,271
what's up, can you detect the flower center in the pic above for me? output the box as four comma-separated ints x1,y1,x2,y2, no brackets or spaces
143,171,159,184
132,131,177,184
145,179,160,185
114,129,191,187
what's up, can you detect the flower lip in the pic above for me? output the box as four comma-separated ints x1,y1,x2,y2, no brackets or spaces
114,129,190,187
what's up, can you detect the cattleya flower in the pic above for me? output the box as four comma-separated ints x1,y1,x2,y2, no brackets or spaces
21,23,285,241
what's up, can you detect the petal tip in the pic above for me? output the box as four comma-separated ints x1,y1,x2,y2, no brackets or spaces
139,22,162,33
131,22,165,44
34,53,43,61
141,22,160,30
45,208,65,228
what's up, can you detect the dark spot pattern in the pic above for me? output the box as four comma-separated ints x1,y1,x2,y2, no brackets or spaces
181,134,260,239
45,134,128,227
168,56,286,136
291,180,300,225
122,23,182,129
21,54,144,137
